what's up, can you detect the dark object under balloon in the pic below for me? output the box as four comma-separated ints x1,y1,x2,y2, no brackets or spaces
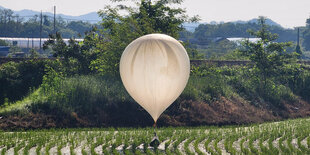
150,132,160,148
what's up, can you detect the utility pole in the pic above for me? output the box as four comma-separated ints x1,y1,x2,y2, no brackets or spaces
296,27,302,58
54,5,56,35
40,11,43,50
297,28,300,45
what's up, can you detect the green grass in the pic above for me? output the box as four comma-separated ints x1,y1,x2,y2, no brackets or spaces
0,72,234,116
0,117,309,154
0,75,133,116
0,88,44,115
2,63,310,118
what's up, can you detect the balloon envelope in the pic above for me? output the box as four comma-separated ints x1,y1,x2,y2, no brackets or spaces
120,34,190,122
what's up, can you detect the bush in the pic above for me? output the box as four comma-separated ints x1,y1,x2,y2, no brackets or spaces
228,66,296,107
0,60,59,105
33,75,133,115
286,69,310,101
0,39,8,46
180,65,234,102
261,80,296,106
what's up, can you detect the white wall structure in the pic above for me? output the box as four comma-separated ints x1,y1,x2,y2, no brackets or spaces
227,37,260,43
0,37,83,49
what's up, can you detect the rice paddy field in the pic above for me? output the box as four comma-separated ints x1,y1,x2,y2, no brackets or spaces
0,117,309,155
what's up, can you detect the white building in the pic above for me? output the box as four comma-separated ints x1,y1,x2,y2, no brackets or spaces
227,37,260,44
0,37,83,49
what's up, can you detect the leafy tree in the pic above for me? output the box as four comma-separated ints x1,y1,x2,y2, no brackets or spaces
295,44,302,58
28,48,40,58
0,8,23,37
303,30,310,51
43,15,51,26
0,39,7,46
0,60,54,105
22,20,40,37
90,0,199,75
181,41,204,59
307,17,310,27
202,39,238,59
43,32,99,74
43,0,199,75
239,16,297,89
8,45,22,57
67,21,93,35
303,17,310,51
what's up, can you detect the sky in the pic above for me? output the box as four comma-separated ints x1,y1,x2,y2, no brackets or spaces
0,0,309,28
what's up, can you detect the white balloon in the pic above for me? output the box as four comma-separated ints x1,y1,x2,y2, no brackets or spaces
120,34,190,122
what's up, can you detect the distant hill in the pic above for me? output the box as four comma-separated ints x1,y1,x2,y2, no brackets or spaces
182,22,206,32
15,10,101,23
183,18,283,32
234,18,282,27
0,5,282,30
0,5,101,23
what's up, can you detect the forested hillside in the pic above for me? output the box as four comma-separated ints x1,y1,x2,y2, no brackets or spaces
180,19,310,58
183,22,297,43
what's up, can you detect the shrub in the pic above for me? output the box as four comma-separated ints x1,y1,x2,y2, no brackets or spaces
180,65,234,102
0,60,58,105
33,75,133,115
286,69,310,101
228,66,296,107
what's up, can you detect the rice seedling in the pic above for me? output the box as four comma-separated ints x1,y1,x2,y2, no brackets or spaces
0,117,309,154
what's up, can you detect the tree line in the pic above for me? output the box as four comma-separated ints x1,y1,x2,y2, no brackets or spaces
0,8,94,38
303,19,310,51
1,7,310,53
180,18,310,52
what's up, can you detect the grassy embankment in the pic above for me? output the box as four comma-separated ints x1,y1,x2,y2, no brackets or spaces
1,64,310,128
